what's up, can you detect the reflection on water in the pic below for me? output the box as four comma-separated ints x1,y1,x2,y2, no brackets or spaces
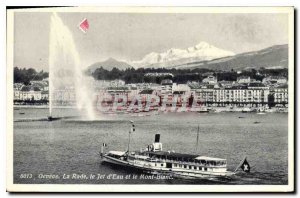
13,107,288,184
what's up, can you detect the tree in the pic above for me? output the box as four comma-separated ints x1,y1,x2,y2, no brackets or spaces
14,67,48,84
267,94,275,109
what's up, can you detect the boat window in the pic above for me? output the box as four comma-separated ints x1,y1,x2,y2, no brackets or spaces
161,164,163,167
189,166,192,169
184,165,187,168
155,163,157,166
194,166,197,170
204,167,207,171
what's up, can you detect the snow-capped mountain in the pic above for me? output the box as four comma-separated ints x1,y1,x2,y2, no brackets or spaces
130,41,235,68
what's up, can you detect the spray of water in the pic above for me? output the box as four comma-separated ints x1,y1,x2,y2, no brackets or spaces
48,13,96,120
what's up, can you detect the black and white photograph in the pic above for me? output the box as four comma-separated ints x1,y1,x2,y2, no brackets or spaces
6,6,294,192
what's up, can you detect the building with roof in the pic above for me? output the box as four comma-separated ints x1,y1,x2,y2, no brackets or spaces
272,84,288,106
17,85,42,101
218,81,235,89
237,76,251,84
13,83,24,91
41,91,49,100
30,80,49,91
202,75,217,84
172,84,191,94
144,72,174,77
126,83,160,91
193,84,270,107
51,88,78,106
262,76,287,85
160,80,173,95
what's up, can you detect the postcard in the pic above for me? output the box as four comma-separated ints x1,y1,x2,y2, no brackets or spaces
6,6,294,192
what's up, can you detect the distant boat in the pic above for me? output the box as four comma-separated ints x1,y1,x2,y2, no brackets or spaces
103,111,117,115
19,112,25,115
213,108,223,113
265,108,277,113
257,112,266,115
238,116,245,118
47,116,61,121
197,107,209,113
131,113,144,117
242,107,254,113
253,121,261,124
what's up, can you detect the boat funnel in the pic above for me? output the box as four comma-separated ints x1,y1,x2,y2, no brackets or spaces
153,134,162,151
154,134,160,143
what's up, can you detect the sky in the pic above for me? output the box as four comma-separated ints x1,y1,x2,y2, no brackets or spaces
13,11,289,71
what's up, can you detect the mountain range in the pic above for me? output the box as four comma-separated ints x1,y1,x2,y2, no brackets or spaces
130,41,235,68
87,42,288,72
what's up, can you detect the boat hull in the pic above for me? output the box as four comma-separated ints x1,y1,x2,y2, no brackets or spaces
101,155,235,179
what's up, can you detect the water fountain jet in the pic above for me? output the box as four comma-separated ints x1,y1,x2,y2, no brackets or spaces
48,13,96,120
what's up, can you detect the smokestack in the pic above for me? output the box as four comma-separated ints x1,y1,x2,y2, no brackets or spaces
154,134,160,143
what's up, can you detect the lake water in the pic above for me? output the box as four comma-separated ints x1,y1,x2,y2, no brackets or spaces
13,107,288,185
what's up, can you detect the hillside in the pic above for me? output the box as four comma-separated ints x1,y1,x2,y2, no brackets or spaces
171,44,288,71
87,58,133,72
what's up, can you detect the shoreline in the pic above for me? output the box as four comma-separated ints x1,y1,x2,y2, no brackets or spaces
14,105,75,109
13,105,288,113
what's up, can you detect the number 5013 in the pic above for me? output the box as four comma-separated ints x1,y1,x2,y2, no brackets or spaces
20,174,32,179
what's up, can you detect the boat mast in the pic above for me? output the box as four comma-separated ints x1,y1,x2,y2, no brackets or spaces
195,125,200,153
127,121,135,153
127,130,131,153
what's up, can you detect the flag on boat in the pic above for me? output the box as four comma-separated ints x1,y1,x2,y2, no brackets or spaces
240,158,250,172
78,18,89,33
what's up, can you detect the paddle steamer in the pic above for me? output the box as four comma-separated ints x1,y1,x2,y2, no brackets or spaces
100,122,248,178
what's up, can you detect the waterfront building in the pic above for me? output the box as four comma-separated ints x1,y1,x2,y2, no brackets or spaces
193,83,270,107
126,83,160,91
160,79,173,95
273,84,288,107
52,88,76,106
18,86,42,101
139,89,160,105
41,91,49,100
172,84,191,94
13,89,21,100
